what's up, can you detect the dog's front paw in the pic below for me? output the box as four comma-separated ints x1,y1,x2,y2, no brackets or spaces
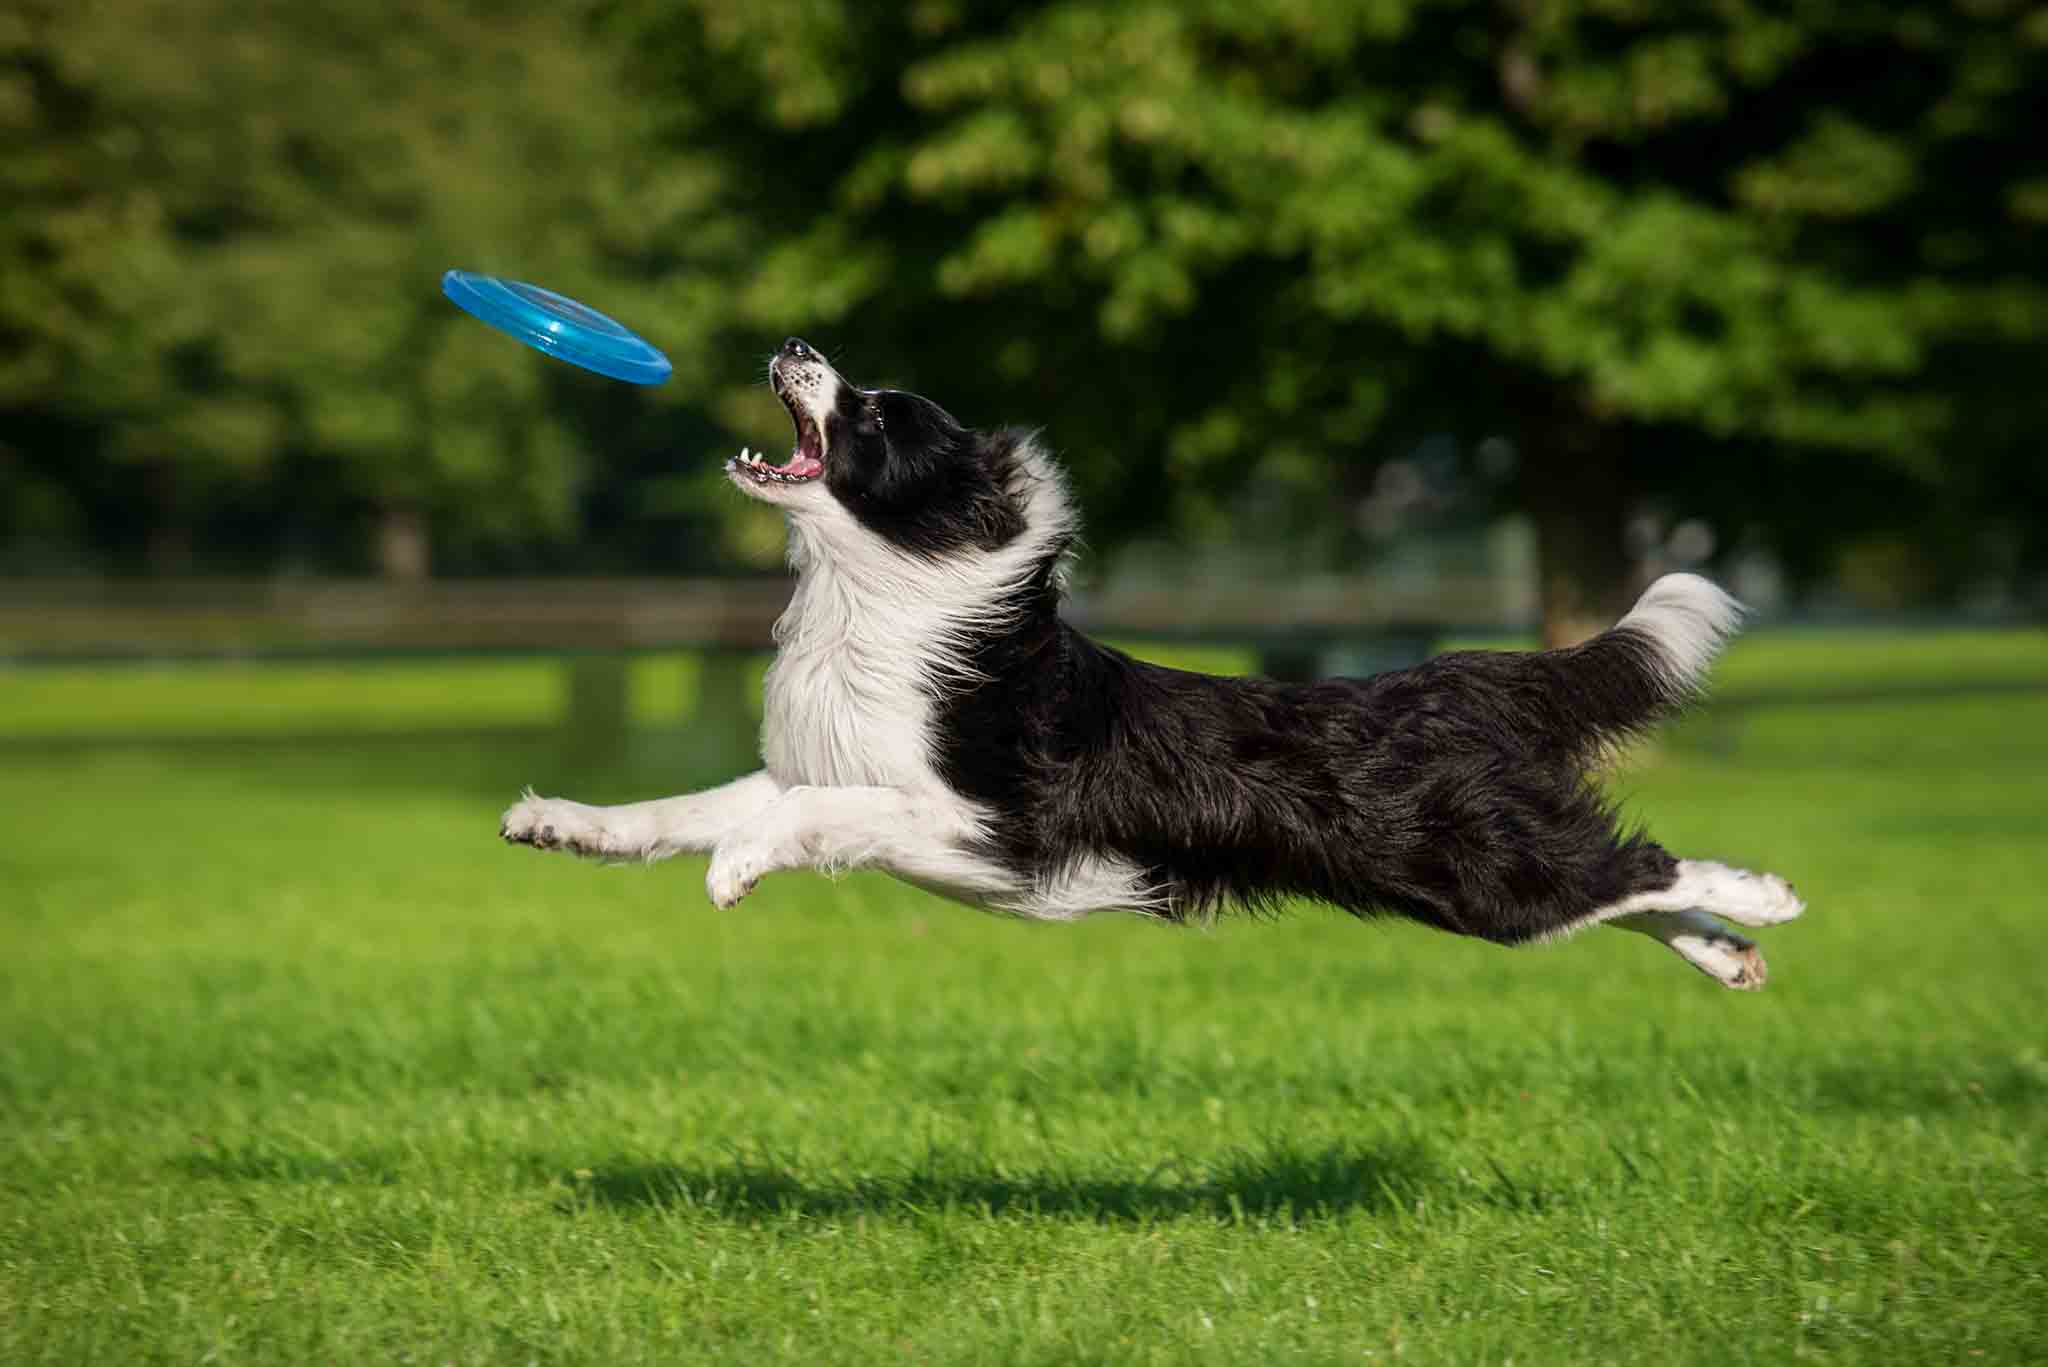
705,840,768,909
500,791,622,858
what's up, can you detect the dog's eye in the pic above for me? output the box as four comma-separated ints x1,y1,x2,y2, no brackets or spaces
865,398,885,432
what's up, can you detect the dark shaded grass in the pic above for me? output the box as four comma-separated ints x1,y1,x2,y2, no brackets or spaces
558,1138,1442,1222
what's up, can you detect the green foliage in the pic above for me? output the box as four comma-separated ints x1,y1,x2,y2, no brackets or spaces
4,0,2045,594
623,0,2047,584
0,0,729,567
2,636,2047,1361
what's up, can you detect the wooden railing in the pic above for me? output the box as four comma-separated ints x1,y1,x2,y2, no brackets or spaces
0,574,1534,668
0,575,1538,760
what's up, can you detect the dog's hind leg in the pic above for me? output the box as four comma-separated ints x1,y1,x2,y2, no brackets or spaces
1595,859,1805,990
501,771,783,861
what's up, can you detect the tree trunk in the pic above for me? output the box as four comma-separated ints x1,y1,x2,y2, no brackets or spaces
144,460,192,575
1516,394,1634,648
375,502,430,581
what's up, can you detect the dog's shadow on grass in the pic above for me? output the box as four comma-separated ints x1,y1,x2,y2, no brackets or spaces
554,1138,1472,1224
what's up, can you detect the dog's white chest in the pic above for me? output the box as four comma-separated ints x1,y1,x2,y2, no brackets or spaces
760,573,940,792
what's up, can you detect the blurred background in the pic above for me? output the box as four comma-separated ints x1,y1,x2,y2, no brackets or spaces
8,13,2048,1355
3,0,2046,751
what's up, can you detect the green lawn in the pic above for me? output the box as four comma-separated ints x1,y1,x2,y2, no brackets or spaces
2,633,2044,1364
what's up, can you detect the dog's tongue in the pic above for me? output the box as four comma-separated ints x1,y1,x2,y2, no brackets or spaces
776,452,824,479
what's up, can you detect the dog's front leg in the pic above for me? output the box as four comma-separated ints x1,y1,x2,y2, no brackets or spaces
502,771,782,861
704,785,1001,908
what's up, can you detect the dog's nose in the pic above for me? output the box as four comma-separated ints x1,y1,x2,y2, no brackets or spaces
781,337,812,361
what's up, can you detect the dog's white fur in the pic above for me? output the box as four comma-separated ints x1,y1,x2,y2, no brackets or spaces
500,355,1800,986
1614,573,1747,698
500,559,1799,984
503,352,1157,921
1583,858,1804,989
500,448,1157,918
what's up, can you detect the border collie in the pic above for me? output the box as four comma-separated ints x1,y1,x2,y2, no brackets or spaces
502,337,1803,988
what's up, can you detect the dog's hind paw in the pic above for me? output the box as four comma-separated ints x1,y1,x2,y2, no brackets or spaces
1675,860,1805,927
1729,870,1804,927
1669,920,1768,990
1703,938,1768,991
1612,908,1771,990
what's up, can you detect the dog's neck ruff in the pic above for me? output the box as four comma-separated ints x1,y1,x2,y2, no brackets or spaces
760,440,1075,795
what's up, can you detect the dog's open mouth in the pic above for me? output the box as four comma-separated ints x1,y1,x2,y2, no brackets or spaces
729,380,826,486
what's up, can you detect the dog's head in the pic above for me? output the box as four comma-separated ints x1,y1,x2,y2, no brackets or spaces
727,338,1029,557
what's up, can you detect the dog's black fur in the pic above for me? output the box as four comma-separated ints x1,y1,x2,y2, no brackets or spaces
822,383,1031,556
941,613,1682,940
805,339,1699,942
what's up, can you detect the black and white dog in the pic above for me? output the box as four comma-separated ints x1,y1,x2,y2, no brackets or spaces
502,338,1803,988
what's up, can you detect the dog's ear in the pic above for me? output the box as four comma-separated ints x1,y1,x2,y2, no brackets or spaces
852,390,967,504
829,389,1025,553
872,391,965,462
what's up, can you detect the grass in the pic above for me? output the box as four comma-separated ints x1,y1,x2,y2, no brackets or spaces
1,631,2044,1364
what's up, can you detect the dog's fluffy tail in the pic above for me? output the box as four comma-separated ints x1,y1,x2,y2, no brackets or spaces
1611,572,1744,697
1548,572,1744,749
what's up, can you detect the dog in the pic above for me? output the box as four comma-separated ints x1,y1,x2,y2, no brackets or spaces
501,337,1803,988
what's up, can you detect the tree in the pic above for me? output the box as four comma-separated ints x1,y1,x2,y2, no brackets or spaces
0,0,735,577
618,0,2048,636
8,0,2042,614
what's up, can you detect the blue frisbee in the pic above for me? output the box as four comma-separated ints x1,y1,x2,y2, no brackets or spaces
441,269,671,385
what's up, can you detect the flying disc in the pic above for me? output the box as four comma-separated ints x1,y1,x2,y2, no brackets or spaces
440,269,672,385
